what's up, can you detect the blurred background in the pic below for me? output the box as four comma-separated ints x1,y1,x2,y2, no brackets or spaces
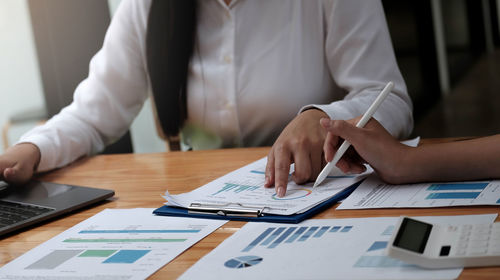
1,0,499,155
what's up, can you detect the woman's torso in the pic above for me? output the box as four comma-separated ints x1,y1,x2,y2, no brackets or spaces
185,0,340,148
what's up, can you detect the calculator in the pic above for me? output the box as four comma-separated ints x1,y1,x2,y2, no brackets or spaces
386,216,500,269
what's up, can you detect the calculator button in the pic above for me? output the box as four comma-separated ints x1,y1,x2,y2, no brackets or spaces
488,244,500,255
487,248,500,255
491,230,500,240
447,226,458,232
469,234,489,242
471,228,491,235
460,228,471,234
467,247,488,255
472,224,492,230
490,238,500,245
455,249,467,256
459,234,470,241
487,249,500,255
459,231,469,236
472,231,491,237
460,228,470,234
468,240,488,248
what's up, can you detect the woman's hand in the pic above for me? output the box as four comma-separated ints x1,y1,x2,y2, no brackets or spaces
0,143,41,184
265,109,330,197
321,117,409,184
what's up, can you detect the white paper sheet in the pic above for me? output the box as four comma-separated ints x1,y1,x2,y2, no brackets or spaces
338,175,500,209
180,214,497,280
401,136,420,147
0,208,227,280
164,157,369,215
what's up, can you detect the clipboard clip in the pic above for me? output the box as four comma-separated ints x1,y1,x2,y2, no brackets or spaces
188,202,270,217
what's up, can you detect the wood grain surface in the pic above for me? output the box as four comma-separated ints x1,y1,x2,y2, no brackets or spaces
1,145,498,279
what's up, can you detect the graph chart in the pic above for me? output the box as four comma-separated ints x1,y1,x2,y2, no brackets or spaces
211,183,260,196
241,225,353,252
355,240,414,268
26,249,153,269
26,250,83,269
63,237,187,243
354,226,417,269
25,226,200,270
179,216,484,280
59,228,199,243
425,183,488,200
79,229,200,234
224,256,263,269
426,192,480,199
338,177,500,209
381,225,394,236
427,183,488,191
103,250,150,264
28,225,199,270
367,241,388,252
355,255,414,268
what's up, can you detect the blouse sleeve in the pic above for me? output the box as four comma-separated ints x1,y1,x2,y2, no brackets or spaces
18,0,151,172
302,0,413,139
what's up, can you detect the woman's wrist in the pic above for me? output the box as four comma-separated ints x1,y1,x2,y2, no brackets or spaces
383,145,417,184
13,143,41,172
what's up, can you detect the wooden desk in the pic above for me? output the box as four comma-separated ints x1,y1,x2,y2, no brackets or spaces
1,147,499,279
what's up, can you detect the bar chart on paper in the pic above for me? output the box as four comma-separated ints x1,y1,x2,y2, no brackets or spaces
354,233,415,268
211,183,260,196
180,215,497,280
20,225,190,270
241,225,352,252
338,176,500,209
425,183,487,200
0,209,227,280
61,228,195,244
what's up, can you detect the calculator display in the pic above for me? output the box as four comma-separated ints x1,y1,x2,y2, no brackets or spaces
393,217,433,253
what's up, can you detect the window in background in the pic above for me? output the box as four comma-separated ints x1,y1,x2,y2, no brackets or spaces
0,0,45,154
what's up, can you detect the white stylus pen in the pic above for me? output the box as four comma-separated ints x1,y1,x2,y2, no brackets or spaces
312,81,394,188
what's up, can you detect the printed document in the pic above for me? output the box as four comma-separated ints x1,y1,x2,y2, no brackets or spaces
180,214,496,280
338,175,500,209
0,208,227,280
163,157,369,215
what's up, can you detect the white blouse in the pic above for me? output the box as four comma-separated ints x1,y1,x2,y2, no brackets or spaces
20,0,413,172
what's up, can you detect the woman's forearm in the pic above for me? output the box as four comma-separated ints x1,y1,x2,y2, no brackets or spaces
399,135,500,183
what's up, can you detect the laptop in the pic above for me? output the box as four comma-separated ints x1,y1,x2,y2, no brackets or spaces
0,180,114,237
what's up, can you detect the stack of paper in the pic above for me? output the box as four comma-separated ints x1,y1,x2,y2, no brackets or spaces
164,157,370,216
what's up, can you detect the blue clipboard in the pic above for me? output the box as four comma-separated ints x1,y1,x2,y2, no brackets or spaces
153,181,361,224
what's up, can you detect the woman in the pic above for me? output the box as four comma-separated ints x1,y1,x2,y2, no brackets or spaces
0,0,412,197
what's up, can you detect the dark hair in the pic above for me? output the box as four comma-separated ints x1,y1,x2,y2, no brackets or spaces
146,0,197,137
